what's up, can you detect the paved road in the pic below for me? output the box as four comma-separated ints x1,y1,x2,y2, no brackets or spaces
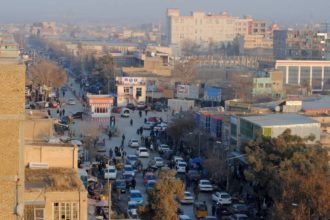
55,77,214,220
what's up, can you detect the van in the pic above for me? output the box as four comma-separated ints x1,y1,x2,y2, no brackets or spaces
120,108,130,118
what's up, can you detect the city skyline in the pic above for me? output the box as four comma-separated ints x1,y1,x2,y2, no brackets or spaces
1,0,330,25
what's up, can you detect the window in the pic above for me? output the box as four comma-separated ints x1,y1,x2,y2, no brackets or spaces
124,87,130,94
288,66,299,84
34,208,45,220
53,202,79,220
136,88,142,97
95,107,108,113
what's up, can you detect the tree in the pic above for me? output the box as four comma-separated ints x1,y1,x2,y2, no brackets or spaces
140,170,184,220
94,54,115,93
172,59,198,84
203,150,229,186
29,59,67,100
167,113,196,150
243,129,330,219
79,121,101,162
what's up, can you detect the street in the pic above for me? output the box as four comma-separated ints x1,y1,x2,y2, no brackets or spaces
54,76,214,219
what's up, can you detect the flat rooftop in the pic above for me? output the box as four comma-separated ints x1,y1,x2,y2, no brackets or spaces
242,114,319,127
25,168,84,191
303,96,330,110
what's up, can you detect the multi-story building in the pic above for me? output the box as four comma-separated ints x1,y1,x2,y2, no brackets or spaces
252,70,284,98
0,61,25,220
166,9,267,48
116,77,147,106
273,29,328,60
275,60,330,91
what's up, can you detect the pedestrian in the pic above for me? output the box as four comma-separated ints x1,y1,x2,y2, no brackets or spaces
212,203,216,216
145,109,148,116
131,178,136,189
130,119,133,126
122,134,125,142
109,148,113,158
144,118,147,123
108,131,112,140
140,127,143,135
62,109,65,116
47,109,51,116
136,129,140,135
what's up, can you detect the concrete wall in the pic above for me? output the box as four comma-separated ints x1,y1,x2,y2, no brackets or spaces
24,118,54,141
25,144,78,169
0,63,25,220
25,190,87,220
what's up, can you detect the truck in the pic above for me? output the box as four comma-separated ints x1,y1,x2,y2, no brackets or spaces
168,99,195,113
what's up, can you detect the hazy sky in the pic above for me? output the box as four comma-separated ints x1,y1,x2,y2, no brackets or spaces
1,0,330,25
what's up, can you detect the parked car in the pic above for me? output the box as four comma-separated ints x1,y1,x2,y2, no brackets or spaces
198,179,213,192
143,172,156,185
231,203,249,214
180,191,194,204
228,214,248,220
127,154,138,166
153,122,168,132
174,156,184,164
123,164,135,177
179,215,192,220
145,180,156,191
129,190,144,205
104,166,117,180
212,192,232,205
121,108,130,118
113,179,127,193
67,98,76,105
112,106,122,113
123,173,134,187
126,103,136,110
136,102,146,110
72,111,84,119
136,147,149,157
127,201,139,219
158,144,170,154
129,139,139,148
187,170,201,181
193,202,208,219
176,161,187,173
203,216,218,220
143,121,154,130
154,157,164,167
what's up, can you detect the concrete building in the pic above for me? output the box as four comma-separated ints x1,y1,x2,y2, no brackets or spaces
275,60,330,92
238,34,273,56
87,94,114,121
0,62,25,220
166,9,267,48
240,114,320,143
116,76,147,106
24,110,54,142
252,70,284,98
273,29,328,60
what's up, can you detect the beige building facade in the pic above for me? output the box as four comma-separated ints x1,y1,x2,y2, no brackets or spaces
166,9,267,47
0,63,26,220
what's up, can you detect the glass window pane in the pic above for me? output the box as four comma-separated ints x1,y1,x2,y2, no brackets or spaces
300,66,310,87
312,67,322,90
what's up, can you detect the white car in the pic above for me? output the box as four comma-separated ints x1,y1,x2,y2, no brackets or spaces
174,156,184,164
158,144,170,153
143,121,154,130
136,147,149,158
179,215,192,220
212,192,232,205
176,161,187,173
104,166,117,180
154,157,164,167
127,154,138,166
180,191,194,204
153,122,168,131
123,164,135,177
198,179,213,192
127,201,139,219
129,139,139,148
67,98,76,105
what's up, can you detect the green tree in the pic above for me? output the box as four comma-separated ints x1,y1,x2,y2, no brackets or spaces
243,129,330,219
140,170,184,220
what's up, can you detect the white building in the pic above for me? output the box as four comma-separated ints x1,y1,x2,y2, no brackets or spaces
87,94,114,120
166,9,266,47
116,77,147,106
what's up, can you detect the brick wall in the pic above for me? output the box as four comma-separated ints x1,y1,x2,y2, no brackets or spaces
0,63,25,220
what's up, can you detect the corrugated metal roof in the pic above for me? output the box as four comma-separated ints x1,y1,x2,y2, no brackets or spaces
303,96,330,110
242,114,319,127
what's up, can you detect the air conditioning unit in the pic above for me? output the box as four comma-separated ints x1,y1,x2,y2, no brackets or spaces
29,162,49,169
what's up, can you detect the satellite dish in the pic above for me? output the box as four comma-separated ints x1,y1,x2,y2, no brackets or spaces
275,106,281,112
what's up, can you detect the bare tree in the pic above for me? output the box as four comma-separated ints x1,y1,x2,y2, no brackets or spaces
29,59,67,100
172,59,198,84
79,121,102,162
